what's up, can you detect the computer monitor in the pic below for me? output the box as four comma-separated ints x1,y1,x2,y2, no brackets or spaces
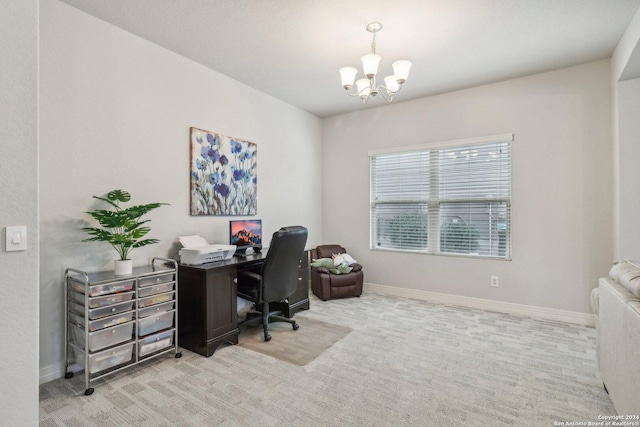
230,219,262,255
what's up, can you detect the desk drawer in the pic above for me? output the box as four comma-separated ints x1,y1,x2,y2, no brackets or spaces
298,251,309,269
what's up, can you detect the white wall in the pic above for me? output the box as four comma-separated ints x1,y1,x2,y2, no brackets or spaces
0,0,40,424
39,0,323,380
612,6,640,260
617,77,640,260
323,60,612,316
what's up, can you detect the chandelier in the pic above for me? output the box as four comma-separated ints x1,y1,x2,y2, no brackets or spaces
339,22,412,103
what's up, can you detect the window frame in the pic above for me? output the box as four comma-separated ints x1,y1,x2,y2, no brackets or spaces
369,134,513,260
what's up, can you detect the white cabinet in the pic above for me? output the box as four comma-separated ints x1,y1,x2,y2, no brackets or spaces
64,257,180,395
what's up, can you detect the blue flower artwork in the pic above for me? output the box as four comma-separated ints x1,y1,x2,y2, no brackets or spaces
190,127,257,216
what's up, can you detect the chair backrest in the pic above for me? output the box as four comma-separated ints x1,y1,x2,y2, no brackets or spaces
261,226,308,303
313,244,346,260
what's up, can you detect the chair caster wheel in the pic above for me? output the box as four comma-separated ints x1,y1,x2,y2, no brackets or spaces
292,322,299,330
175,352,182,359
84,388,94,396
64,372,73,379
264,333,272,342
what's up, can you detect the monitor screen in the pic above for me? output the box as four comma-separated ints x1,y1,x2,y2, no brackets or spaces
230,219,262,253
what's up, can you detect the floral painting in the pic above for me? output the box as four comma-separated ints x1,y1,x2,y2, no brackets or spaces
190,127,257,215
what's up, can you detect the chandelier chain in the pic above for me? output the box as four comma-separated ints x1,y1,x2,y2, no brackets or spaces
371,30,377,55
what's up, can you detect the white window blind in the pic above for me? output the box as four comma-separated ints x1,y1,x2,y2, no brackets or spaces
370,134,512,259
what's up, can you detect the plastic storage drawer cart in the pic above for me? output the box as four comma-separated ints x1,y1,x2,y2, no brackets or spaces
64,257,181,395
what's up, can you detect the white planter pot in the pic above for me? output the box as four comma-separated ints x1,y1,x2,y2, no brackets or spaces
114,259,133,276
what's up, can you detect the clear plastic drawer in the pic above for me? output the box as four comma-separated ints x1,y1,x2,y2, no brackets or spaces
138,273,174,287
69,290,135,309
138,291,175,308
68,278,135,297
69,300,135,320
138,310,174,337
73,342,134,374
68,311,134,332
138,301,174,318
138,282,174,298
71,321,134,352
139,330,174,357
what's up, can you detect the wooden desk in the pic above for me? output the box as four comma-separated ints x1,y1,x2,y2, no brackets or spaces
178,251,309,357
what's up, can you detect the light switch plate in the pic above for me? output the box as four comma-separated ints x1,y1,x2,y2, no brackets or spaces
6,226,27,252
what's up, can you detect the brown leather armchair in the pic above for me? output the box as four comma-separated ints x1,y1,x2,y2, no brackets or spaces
310,244,363,300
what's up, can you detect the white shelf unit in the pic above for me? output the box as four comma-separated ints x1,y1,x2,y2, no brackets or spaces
64,257,181,395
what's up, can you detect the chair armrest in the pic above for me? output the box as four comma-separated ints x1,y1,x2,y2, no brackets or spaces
312,266,330,274
350,263,363,272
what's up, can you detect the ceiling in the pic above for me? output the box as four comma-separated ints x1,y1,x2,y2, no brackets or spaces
58,0,640,118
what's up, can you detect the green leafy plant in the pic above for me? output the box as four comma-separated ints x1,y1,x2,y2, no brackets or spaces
82,189,168,260
440,221,479,254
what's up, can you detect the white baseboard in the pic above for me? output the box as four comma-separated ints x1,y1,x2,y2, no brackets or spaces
40,361,66,384
363,282,596,327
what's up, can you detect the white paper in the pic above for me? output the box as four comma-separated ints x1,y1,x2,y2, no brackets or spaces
179,235,209,248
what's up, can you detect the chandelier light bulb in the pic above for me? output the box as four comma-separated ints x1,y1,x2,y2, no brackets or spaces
340,67,358,89
392,60,412,84
355,78,371,100
361,54,381,79
384,75,400,93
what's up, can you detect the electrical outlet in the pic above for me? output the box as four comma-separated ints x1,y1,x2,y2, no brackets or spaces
491,275,499,287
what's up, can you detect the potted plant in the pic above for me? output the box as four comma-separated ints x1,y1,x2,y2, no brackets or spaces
82,189,168,275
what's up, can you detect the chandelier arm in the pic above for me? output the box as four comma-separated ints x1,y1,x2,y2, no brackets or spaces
344,81,403,101
344,88,363,97
377,87,393,102
377,84,403,102
344,85,372,101
378,83,403,95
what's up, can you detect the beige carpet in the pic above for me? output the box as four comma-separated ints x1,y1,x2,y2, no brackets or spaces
238,316,352,366
40,293,616,426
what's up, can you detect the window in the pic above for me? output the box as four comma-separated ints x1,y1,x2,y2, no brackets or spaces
370,134,512,259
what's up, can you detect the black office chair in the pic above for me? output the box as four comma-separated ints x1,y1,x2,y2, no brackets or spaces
237,226,308,341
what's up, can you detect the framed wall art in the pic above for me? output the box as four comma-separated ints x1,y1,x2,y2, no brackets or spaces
190,127,257,216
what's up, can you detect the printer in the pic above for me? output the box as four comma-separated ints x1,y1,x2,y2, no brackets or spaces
178,235,236,265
